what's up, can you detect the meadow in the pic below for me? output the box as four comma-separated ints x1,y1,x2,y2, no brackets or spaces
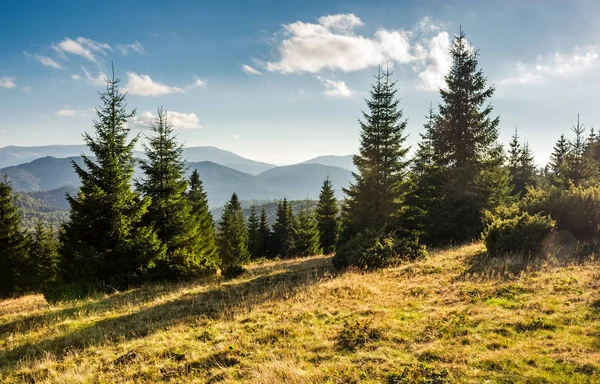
2,243,599,383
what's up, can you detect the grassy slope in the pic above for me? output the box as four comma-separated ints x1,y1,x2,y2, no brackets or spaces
1,243,600,383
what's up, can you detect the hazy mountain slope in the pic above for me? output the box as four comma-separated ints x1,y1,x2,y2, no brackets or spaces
1,156,84,191
0,145,89,169
301,154,355,172
183,147,275,175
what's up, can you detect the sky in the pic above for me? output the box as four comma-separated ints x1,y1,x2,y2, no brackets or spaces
1,0,600,165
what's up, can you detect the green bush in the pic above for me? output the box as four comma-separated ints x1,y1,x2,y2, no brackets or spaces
483,211,555,258
333,230,427,270
523,186,600,242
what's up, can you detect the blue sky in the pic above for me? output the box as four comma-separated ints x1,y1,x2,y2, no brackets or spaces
1,0,600,165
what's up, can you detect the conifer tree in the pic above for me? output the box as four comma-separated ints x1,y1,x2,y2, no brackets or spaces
315,177,339,254
138,108,204,277
188,169,219,271
518,141,536,193
428,28,510,244
218,193,249,275
549,133,569,186
59,67,164,289
258,206,272,258
508,128,522,191
565,114,587,187
293,200,322,257
26,221,59,291
341,66,411,239
272,198,295,257
0,177,29,297
247,204,261,259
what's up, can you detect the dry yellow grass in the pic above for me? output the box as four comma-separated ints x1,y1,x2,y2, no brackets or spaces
1,243,600,383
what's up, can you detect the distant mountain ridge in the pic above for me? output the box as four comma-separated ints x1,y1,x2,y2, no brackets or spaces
2,156,352,207
301,154,355,172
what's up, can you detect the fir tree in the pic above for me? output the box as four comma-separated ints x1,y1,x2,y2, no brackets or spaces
428,28,510,244
341,66,411,239
258,206,272,258
508,128,522,193
565,114,587,187
549,133,569,186
272,198,295,257
138,108,205,278
0,177,29,298
188,169,219,271
26,221,59,291
218,193,249,275
59,67,164,289
315,177,339,254
247,204,261,259
518,141,536,193
293,200,322,257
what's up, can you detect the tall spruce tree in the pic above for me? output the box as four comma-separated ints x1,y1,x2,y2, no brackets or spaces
565,114,587,187
247,204,261,259
0,177,29,298
59,68,164,289
315,177,339,254
341,67,411,239
138,108,204,277
549,133,569,187
272,198,295,257
258,206,272,258
427,28,509,244
508,128,522,193
188,169,219,271
218,193,249,275
26,221,59,292
518,141,536,193
293,200,322,257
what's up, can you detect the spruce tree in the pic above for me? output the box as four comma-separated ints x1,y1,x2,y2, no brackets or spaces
518,141,536,193
272,198,295,257
59,68,164,289
138,108,204,278
218,193,249,276
247,204,261,259
258,206,272,258
565,114,587,187
0,177,29,298
428,28,510,244
508,128,522,194
315,177,339,254
26,221,59,292
549,133,569,186
188,169,219,271
341,66,411,239
293,200,322,257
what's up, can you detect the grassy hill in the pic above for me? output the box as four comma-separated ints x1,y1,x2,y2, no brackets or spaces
1,243,599,383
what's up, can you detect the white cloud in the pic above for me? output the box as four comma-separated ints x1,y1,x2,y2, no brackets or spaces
122,72,183,96
242,64,262,75
316,77,354,97
56,109,77,117
54,37,112,62
231,134,240,139
501,46,599,85
187,76,207,89
417,31,452,91
116,41,144,55
24,52,63,69
0,77,16,89
129,110,201,129
71,74,82,80
263,14,451,91
81,66,107,87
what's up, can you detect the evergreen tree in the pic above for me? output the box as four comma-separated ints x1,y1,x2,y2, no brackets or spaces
59,68,164,289
258,206,272,258
508,128,522,193
549,133,569,186
293,200,322,257
247,204,261,259
341,66,411,239
427,28,510,244
26,221,59,291
187,169,219,271
0,177,29,298
565,114,587,187
138,108,205,277
218,193,249,275
272,198,295,257
518,141,536,193
315,177,339,254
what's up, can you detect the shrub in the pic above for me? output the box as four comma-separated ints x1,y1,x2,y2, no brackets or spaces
221,265,246,279
523,186,600,242
333,230,427,270
483,211,555,258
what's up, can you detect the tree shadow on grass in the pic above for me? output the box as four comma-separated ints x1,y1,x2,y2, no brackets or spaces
0,255,335,371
